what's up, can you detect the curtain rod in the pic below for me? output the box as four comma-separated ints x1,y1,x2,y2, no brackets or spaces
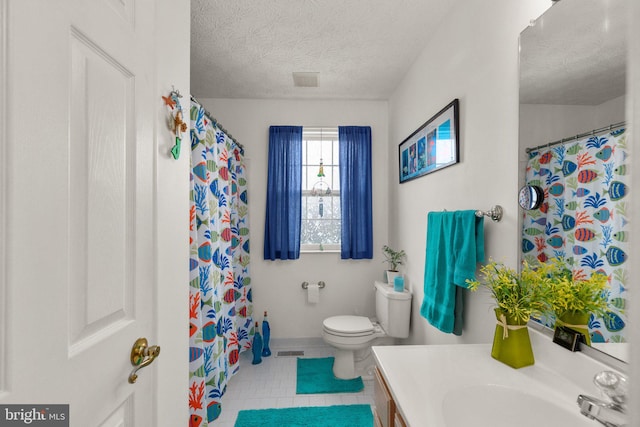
190,95,245,153
525,121,626,153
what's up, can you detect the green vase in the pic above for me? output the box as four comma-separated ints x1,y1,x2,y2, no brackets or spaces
491,308,534,369
557,311,591,346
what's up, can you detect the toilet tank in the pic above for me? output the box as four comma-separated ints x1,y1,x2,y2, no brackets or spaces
374,281,412,338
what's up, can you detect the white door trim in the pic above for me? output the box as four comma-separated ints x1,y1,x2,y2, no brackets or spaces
153,2,190,424
0,0,8,397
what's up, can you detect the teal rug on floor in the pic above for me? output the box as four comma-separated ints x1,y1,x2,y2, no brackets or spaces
296,357,364,394
234,404,373,427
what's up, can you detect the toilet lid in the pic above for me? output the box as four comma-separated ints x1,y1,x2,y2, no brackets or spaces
323,315,374,335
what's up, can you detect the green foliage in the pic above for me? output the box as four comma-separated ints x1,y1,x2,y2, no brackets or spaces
467,257,610,323
544,257,609,318
381,245,406,271
466,259,552,323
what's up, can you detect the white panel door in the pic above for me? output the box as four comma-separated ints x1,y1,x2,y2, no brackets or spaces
1,0,180,425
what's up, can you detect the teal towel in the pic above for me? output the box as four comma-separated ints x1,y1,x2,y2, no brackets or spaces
453,210,485,287
420,210,485,335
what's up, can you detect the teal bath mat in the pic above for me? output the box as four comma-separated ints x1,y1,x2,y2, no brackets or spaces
234,404,373,427
296,357,364,394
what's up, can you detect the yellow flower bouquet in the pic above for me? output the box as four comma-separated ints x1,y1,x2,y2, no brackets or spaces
466,259,555,368
467,257,610,360
544,257,609,319
466,259,554,323
543,257,609,345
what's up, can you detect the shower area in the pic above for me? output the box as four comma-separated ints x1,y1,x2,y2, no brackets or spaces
189,99,253,425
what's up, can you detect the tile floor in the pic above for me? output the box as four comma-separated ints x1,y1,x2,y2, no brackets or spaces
213,343,375,427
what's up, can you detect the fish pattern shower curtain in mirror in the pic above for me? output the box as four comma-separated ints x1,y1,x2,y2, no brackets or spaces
522,129,629,344
189,101,253,425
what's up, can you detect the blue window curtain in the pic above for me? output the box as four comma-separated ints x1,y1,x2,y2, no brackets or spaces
264,126,303,260
339,126,373,259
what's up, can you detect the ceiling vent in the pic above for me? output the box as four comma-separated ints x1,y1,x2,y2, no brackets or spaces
292,72,319,88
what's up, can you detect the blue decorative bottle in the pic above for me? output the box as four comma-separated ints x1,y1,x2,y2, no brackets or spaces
251,321,263,365
394,275,405,292
262,311,272,357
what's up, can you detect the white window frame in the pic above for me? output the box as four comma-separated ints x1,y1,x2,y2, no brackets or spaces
301,127,341,253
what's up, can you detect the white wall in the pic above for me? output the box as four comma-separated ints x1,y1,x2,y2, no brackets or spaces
519,96,626,152
388,0,551,345
197,98,388,339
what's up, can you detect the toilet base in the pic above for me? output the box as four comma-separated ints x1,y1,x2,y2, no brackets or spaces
331,337,395,380
333,348,357,379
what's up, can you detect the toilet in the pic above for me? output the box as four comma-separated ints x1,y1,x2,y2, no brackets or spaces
322,281,412,379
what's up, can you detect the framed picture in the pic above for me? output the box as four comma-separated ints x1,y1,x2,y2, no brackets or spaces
399,99,459,183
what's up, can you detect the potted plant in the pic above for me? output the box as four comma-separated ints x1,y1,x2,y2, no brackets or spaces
466,259,554,368
544,257,609,345
382,245,406,285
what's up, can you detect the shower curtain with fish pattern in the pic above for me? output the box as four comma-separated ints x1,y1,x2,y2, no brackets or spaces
522,128,629,344
189,100,253,425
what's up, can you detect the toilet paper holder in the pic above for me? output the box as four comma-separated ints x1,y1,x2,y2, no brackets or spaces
301,281,325,289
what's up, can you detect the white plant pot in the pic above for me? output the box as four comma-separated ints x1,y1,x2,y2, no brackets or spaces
386,270,402,285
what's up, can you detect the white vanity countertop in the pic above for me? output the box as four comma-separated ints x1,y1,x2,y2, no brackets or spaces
372,329,621,427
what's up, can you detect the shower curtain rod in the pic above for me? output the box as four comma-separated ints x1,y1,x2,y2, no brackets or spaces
190,95,245,153
525,120,626,153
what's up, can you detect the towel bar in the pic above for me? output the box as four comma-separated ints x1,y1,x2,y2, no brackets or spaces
301,281,326,289
475,205,503,222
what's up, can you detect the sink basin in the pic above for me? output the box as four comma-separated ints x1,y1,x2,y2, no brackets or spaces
442,384,590,427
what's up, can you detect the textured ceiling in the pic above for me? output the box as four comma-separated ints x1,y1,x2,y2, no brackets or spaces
190,0,458,100
520,0,627,105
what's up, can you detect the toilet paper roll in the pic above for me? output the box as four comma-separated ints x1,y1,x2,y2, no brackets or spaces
307,283,320,304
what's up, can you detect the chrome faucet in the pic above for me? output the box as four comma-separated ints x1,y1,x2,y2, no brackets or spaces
577,371,627,427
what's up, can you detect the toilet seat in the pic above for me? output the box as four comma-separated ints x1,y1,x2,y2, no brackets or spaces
323,315,375,337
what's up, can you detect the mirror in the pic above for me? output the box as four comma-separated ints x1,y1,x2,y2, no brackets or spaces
518,185,544,210
518,0,629,362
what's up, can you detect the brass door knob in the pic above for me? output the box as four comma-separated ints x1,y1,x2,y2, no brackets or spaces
128,337,161,384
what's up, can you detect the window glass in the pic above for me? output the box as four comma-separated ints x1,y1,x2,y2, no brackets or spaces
301,127,340,252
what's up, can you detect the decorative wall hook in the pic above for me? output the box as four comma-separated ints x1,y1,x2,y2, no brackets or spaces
163,88,185,159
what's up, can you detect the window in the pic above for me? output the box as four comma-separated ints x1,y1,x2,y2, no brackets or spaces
301,127,340,252
264,125,371,260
